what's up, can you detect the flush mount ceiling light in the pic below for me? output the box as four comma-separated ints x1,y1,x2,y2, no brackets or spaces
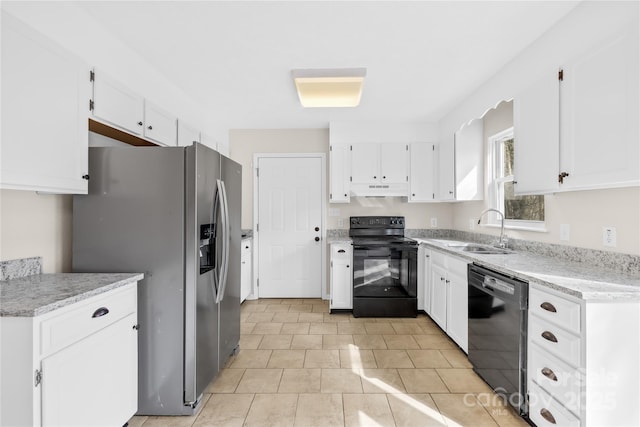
291,68,367,108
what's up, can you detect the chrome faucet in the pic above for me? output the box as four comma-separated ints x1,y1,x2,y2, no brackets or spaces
478,208,507,248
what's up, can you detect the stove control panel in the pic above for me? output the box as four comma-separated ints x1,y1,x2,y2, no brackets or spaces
349,216,405,229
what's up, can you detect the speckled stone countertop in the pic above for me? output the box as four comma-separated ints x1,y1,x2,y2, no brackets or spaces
415,238,640,301
0,273,144,317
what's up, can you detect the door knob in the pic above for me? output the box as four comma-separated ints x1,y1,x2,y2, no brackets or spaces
315,237,320,242
314,227,319,232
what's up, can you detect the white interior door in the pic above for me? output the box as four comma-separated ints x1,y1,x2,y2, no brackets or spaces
257,156,323,298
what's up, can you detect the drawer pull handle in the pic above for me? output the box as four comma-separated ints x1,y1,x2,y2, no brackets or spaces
541,367,558,381
92,307,109,318
337,249,346,253
540,408,557,424
541,331,558,343
540,302,557,313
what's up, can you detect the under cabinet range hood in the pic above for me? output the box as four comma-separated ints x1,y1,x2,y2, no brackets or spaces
350,182,408,197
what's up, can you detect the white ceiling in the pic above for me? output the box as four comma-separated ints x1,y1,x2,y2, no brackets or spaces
76,1,579,131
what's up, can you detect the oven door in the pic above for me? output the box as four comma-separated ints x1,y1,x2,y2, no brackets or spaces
352,245,417,298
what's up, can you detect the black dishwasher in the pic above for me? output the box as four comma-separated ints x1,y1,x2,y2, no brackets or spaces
468,263,529,416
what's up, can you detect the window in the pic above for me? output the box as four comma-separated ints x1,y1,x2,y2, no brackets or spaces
490,128,545,229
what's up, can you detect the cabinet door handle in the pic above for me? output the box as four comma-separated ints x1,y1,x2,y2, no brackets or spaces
558,171,570,183
445,279,450,284
147,125,153,130
82,174,90,180
314,226,320,232
132,324,140,330
540,408,557,424
440,277,445,281
137,121,143,126
346,265,349,268
541,331,558,343
337,249,346,253
92,307,109,318
373,176,377,179
315,237,320,242
541,367,558,381
540,302,557,313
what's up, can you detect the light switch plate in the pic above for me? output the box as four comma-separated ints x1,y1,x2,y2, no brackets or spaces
469,219,476,230
337,218,345,227
560,224,570,241
430,218,438,228
603,227,617,247
328,208,341,217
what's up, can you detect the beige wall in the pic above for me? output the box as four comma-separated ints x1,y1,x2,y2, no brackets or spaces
228,128,453,232
0,190,72,273
450,101,640,255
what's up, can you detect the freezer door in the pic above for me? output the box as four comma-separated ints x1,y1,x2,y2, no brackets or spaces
184,143,221,405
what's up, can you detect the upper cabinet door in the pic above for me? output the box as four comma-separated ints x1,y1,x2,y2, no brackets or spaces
513,71,560,195
144,101,177,146
454,120,484,200
380,143,408,184
1,11,89,194
92,69,144,136
408,143,435,202
177,121,201,147
559,25,639,190
329,144,351,203
437,140,456,201
351,143,379,183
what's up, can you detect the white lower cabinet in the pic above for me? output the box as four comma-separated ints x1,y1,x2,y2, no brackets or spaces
330,242,353,311
527,283,640,426
429,250,468,352
417,244,432,312
0,283,138,427
241,237,253,302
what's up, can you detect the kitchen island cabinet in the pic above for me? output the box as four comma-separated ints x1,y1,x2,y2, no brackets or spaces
0,273,142,427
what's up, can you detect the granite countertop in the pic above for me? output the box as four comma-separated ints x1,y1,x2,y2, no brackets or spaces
327,237,353,244
415,238,640,301
0,273,144,317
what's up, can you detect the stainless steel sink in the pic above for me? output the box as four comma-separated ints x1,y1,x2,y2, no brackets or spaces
460,244,512,254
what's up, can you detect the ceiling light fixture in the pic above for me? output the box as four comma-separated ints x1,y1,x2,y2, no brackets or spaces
292,68,367,108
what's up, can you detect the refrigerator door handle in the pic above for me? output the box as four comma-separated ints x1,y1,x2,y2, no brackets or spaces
216,179,230,303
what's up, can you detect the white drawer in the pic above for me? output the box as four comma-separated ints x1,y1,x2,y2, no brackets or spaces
529,315,581,367
331,244,352,260
530,285,581,334
40,284,137,356
529,381,580,427
529,344,582,414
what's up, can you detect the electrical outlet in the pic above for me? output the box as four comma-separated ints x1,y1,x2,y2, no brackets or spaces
430,218,438,228
337,218,345,227
469,219,475,230
560,224,570,241
603,227,617,247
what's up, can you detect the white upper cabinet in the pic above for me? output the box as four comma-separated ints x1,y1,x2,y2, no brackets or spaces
379,143,408,184
143,101,177,146
351,143,379,184
408,143,436,202
514,23,639,194
559,25,639,190
350,142,408,196
329,144,351,203
1,11,89,194
437,140,456,201
91,69,144,137
454,119,484,200
177,121,201,147
514,70,560,194
92,69,178,147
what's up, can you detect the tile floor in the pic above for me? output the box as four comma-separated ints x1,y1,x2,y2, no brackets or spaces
128,299,528,426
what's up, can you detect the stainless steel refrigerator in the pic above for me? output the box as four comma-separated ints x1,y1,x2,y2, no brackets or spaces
72,143,241,415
